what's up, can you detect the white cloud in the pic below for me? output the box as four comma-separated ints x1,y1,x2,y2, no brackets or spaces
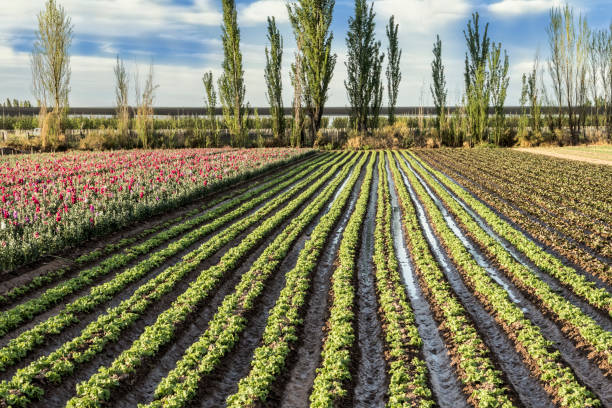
488,0,561,17
374,0,471,33
0,0,222,39
239,0,289,26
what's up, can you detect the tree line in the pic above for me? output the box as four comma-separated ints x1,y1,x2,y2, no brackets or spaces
14,0,612,150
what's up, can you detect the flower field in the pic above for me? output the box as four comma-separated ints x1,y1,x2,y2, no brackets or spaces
0,148,308,272
0,149,609,408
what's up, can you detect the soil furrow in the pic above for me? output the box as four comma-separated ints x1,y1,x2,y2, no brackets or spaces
410,155,612,331
386,160,467,408
274,164,366,408
416,152,612,293
27,157,345,408
402,157,612,405
189,156,366,408
352,155,387,408
395,158,554,408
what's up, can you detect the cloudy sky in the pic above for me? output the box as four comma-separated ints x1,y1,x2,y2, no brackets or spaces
0,0,610,107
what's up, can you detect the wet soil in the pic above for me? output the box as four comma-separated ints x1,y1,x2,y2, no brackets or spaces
410,156,612,331
189,158,365,408
352,156,387,408
386,161,468,408
401,156,612,405
394,157,554,408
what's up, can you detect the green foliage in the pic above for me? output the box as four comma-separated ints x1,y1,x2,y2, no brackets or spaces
463,12,491,145
386,16,401,126
219,0,248,147
345,0,384,133
265,17,285,142
288,0,337,138
431,34,447,143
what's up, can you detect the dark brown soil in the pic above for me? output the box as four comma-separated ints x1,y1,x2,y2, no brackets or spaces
352,155,388,408
395,158,554,408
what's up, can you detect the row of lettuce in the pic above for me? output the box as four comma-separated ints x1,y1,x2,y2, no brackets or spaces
0,150,608,408
65,153,362,407
0,153,344,405
405,152,611,374
398,151,603,407
416,149,611,285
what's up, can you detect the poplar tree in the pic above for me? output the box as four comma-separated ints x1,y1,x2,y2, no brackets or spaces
31,0,73,150
386,16,401,126
265,17,285,142
219,0,247,146
114,56,130,146
431,34,447,144
203,71,219,147
290,35,304,147
345,0,384,133
463,12,491,144
287,0,337,139
488,43,509,145
547,5,589,144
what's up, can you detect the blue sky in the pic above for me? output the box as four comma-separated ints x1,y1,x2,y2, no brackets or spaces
0,0,610,107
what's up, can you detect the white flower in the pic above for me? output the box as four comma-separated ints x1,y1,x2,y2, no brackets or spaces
0,221,5,230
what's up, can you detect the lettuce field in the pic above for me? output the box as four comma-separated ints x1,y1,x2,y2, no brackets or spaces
0,149,609,408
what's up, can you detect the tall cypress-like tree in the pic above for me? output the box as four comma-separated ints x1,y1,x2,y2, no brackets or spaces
386,16,401,126
488,43,510,145
31,0,73,150
431,34,447,143
345,0,384,133
464,12,491,144
219,0,247,147
290,35,304,147
203,71,219,147
265,17,284,142
288,0,337,140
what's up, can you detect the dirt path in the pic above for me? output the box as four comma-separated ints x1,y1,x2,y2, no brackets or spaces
515,147,612,166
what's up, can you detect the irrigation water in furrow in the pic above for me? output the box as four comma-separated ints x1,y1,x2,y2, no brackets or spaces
58,156,353,408
394,157,554,408
277,160,366,408
0,158,325,383
409,155,612,331
353,155,387,408
419,152,612,290
385,161,467,408
402,156,612,407
192,158,367,408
